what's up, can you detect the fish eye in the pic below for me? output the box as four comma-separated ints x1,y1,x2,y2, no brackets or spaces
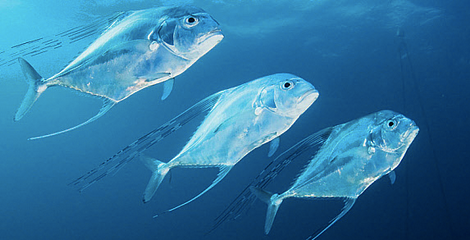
184,16,199,27
385,119,398,131
281,80,295,90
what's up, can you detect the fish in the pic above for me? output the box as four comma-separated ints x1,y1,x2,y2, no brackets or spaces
69,73,319,216
214,110,419,239
14,5,224,140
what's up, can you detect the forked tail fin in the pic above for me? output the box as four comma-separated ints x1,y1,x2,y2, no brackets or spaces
15,57,48,121
250,186,283,234
141,154,170,203
16,58,117,140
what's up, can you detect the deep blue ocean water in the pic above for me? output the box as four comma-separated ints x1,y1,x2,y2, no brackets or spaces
0,0,469,239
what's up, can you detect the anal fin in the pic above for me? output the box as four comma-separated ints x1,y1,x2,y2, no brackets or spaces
28,98,116,140
307,198,356,240
154,165,232,217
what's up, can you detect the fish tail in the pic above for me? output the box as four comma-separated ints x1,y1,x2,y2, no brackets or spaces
140,154,170,203
250,186,283,234
14,57,48,121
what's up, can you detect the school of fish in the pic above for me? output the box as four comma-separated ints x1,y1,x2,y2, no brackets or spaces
4,4,420,240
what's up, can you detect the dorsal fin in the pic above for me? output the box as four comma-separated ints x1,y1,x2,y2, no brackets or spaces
1,12,126,69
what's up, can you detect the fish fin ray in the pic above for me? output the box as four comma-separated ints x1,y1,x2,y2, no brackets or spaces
15,57,48,121
161,78,174,100
1,12,126,70
68,91,224,192
268,137,280,157
306,198,356,240
154,165,232,217
28,98,116,140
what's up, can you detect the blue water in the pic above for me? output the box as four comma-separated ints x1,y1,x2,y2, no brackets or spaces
0,0,468,239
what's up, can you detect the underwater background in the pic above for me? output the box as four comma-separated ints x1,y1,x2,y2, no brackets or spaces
0,0,468,239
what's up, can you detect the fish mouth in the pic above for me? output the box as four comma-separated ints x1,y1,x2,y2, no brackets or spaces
299,88,319,103
399,119,419,146
406,124,420,140
209,28,223,35
199,29,224,43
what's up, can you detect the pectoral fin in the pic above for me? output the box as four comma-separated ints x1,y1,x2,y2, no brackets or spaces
143,72,171,82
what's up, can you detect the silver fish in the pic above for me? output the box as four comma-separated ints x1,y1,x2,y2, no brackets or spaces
70,73,319,216
248,110,419,240
15,5,223,140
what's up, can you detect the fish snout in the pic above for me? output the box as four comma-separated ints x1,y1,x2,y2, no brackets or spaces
404,119,419,141
410,120,419,134
299,87,319,104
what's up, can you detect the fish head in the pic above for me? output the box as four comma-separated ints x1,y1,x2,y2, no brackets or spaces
255,73,319,118
369,110,419,171
151,5,223,60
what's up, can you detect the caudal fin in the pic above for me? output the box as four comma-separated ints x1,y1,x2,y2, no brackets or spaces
15,58,48,121
140,154,170,203
250,186,283,234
